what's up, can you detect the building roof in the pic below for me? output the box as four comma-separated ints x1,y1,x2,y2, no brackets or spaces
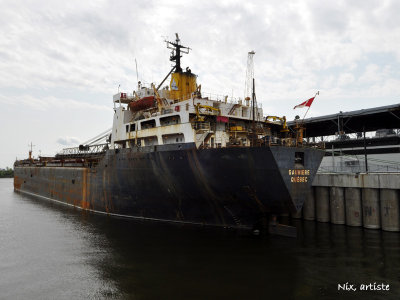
287,103,400,137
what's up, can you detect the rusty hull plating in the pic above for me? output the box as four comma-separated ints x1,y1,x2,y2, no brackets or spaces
14,144,324,229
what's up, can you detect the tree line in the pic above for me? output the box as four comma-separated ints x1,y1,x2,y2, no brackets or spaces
0,167,13,178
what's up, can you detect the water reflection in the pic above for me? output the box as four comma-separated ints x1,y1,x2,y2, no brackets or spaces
295,221,400,299
2,178,399,299
0,179,119,299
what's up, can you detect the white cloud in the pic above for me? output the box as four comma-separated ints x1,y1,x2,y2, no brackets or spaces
337,73,355,86
358,64,382,84
56,136,81,146
0,94,111,112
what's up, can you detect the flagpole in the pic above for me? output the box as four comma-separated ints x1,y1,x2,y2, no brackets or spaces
302,106,311,121
302,91,319,121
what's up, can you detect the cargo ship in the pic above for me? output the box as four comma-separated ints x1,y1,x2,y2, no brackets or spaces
14,35,324,230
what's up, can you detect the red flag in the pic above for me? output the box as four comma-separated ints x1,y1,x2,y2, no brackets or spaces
293,97,315,109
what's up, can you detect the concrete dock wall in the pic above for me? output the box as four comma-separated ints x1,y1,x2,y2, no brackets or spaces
294,173,400,232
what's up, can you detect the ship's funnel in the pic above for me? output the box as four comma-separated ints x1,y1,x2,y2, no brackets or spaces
169,70,197,101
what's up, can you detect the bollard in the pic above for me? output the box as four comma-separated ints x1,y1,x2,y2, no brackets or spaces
315,187,330,222
362,188,380,229
345,188,362,227
330,187,345,224
303,188,315,221
380,189,400,232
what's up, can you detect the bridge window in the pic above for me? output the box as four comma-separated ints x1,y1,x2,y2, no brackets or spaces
160,115,181,126
141,119,156,129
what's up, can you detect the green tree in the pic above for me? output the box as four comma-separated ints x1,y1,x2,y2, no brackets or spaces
0,167,14,178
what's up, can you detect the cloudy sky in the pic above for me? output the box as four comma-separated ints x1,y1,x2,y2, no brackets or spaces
1,0,400,168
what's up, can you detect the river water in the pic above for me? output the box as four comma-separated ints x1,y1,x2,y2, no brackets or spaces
0,178,399,299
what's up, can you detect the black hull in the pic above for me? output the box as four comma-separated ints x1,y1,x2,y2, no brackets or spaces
14,145,324,229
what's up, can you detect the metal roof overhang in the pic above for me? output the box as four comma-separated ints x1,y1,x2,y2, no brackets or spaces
287,103,400,137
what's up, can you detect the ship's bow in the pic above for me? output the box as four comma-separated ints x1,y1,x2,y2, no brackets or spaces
269,146,325,213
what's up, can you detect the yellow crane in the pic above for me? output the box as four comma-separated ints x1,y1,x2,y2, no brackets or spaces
151,83,170,112
265,116,289,132
194,103,221,121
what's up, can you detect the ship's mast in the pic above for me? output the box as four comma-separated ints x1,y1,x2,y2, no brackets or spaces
156,34,191,91
251,78,257,146
166,33,190,73
28,142,35,161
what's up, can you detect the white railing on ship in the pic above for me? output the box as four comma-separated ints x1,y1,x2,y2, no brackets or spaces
59,143,109,156
172,91,262,108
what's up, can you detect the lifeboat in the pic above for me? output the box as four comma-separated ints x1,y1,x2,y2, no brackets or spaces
128,96,156,112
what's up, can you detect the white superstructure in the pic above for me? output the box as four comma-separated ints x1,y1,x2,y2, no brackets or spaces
110,90,265,150
108,35,287,151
